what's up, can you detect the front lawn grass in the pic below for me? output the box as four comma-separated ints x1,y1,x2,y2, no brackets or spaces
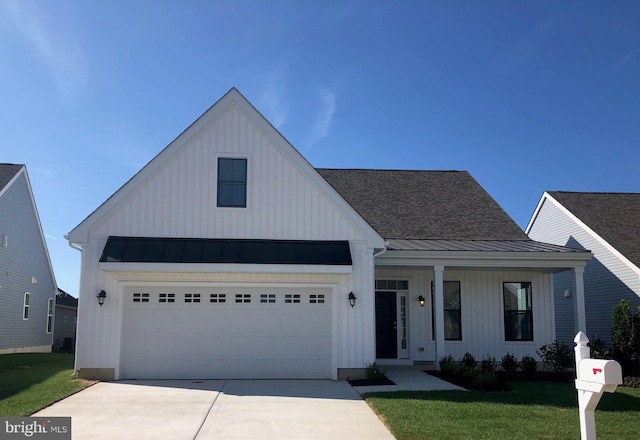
365,381,640,440
0,353,95,416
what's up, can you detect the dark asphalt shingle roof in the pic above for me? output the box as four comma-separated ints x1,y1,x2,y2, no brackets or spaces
56,288,78,308
548,191,640,267
317,169,529,241
0,163,24,192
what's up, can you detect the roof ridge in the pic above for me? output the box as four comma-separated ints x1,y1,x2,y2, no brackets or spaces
316,168,465,173
550,190,640,196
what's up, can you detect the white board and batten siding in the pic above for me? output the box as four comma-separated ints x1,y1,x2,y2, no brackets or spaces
88,103,366,241
375,268,555,361
70,92,383,379
528,196,640,345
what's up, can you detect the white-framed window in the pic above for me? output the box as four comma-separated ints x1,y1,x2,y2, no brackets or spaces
46,298,54,333
23,292,30,320
309,294,325,304
217,157,248,208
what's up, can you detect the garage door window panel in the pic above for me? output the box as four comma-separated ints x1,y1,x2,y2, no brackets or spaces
235,294,251,303
133,293,150,303
260,294,276,303
210,293,226,303
185,293,201,303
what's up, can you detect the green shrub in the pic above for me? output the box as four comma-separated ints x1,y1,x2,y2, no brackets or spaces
623,376,640,388
439,354,456,371
612,299,640,375
500,352,519,375
480,355,496,374
520,355,538,378
473,370,497,389
461,352,477,370
537,341,572,372
365,362,386,381
589,336,612,359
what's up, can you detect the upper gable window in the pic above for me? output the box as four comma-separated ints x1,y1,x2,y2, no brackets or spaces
217,158,247,208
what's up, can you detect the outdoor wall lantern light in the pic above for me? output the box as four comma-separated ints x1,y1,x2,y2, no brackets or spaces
347,292,357,308
97,290,107,306
418,295,426,307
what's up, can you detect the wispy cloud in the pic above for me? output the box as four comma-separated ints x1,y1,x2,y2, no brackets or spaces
613,47,640,70
30,166,56,179
307,89,337,147
491,16,560,75
44,233,60,241
1,0,86,101
260,69,289,128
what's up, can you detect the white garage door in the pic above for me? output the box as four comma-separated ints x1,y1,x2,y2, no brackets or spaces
121,286,332,379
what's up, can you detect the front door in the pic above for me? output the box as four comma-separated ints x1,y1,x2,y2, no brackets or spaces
375,292,397,358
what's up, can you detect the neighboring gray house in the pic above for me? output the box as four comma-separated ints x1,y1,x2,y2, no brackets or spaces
54,288,77,352
0,164,57,354
66,89,591,381
527,191,640,346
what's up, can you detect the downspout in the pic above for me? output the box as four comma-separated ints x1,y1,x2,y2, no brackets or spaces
64,235,82,252
373,241,389,258
63,235,82,377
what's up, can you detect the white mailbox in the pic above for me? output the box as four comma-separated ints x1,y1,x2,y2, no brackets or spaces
577,359,622,387
574,332,624,440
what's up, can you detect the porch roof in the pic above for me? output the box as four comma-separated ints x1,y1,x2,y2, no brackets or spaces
377,239,591,271
386,239,588,253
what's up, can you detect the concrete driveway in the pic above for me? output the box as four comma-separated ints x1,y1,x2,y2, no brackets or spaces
34,380,395,439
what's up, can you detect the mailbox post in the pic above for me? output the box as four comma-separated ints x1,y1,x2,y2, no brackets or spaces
574,332,623,440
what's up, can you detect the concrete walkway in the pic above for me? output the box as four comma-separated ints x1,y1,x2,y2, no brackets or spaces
352,369,465,394
34,380,394,440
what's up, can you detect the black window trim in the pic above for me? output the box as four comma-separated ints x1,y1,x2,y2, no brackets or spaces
217,157,248,208
431,280,462,341
503,281,534,342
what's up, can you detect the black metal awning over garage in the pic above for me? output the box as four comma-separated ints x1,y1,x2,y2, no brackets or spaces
99,237,352,266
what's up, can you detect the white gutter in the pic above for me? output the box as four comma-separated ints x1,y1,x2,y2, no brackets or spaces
373,241,390,258
64,234,82,252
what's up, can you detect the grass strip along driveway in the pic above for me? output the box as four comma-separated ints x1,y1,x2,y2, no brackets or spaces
365,381,640,440
0,353,94,416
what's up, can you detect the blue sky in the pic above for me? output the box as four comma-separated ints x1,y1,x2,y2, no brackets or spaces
1,1,639,295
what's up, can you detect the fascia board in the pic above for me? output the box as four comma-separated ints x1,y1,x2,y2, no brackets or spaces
99,262,352,274
542,193,640,276
20,168,59,290
524,192,548,234
377,249,592,269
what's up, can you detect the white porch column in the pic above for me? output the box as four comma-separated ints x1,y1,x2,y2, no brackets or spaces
573,266,587,334
433,264,445,370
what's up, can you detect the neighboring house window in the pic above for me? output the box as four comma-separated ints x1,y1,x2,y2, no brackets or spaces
47,298,54,333
503,282,533,341
431,281,462,341
23,293,30,320
217,158,247,208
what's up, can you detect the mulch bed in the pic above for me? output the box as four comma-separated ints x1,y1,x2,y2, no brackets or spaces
348,376,396,386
